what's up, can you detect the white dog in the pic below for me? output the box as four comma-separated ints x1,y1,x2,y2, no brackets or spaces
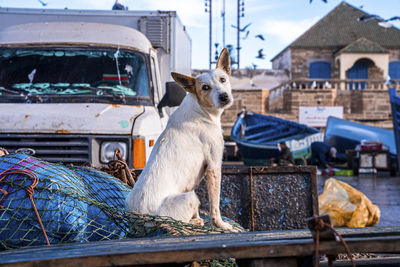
126,48,233,230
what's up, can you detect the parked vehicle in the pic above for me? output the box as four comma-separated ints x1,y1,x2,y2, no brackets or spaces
0,7,191,169
231,111,323,166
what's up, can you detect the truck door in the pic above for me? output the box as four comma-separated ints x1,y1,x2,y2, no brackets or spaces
150,49,168,129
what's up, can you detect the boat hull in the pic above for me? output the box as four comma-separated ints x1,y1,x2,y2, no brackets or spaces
231,112,322,166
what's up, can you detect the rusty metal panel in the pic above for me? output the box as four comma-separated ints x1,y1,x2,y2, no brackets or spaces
196,165,318,231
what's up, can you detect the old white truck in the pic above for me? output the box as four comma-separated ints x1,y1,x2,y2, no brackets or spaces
0,8,191,168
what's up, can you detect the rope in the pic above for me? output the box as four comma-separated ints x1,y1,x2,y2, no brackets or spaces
0,168,50,246
312,215,355,267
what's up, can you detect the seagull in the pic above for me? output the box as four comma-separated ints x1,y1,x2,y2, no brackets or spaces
37,0,47,6
255,49,265,59
252,63,257,69
255,34,265,41
242,30,250,40
357,14,384,22
311,81,317,89
358,14,400,28
358,14,400,22
324,81,332,89
379,21,394,28
231,23,252,32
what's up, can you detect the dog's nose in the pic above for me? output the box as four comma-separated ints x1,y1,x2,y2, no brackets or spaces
219,93,229,104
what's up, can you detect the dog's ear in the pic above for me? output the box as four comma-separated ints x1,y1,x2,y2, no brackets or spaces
171,72,196,93
216,48,231,76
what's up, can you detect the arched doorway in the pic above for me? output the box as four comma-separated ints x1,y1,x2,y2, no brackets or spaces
346,58,382,90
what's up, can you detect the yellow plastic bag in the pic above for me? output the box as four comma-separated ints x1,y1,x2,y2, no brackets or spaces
319,178,380,227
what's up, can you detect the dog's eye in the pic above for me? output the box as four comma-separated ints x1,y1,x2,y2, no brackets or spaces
220,77,226,83
202,84,210,91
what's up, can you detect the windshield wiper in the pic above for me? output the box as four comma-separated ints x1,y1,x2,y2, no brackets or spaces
0,87,26,95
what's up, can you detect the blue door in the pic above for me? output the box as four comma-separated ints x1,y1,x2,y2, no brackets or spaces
347,61,368,90
389,61,400,80
309,62,331,79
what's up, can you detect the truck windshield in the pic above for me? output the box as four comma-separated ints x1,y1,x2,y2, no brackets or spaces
0,47,150,103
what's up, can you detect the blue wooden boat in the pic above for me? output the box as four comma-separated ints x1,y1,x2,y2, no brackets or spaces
325,116,396,156
231,111,323,166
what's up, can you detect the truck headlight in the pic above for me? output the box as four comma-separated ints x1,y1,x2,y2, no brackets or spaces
100,141,127,163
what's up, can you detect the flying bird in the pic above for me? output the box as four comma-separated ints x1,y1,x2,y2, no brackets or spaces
255,49,265,59
37,0,47,6
358,14,400,22
255,34,265,41
231,23,252,32
251,63,257,69
358,14,400,28
242,30,250,40
357,14,384,22
309,0,327,3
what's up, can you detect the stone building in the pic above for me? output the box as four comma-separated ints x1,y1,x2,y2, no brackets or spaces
195,2,400,135
271,1,400,82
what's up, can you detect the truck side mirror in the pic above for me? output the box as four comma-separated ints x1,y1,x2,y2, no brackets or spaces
157,82,186,111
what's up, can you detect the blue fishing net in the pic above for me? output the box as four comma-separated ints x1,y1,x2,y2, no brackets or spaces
0,153,241,251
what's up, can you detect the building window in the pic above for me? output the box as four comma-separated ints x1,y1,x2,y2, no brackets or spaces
389,61,400,80
309,62,331,79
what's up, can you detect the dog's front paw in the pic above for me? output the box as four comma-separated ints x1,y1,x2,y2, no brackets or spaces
189,218,204,226
214,220,233,230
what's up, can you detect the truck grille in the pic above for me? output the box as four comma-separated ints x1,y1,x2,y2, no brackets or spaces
0,134,90,164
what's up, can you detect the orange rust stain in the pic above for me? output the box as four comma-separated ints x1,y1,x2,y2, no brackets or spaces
95,113,101,118
130,113,142,123
24,115,31,119
111,104,120,108
55,129,71,134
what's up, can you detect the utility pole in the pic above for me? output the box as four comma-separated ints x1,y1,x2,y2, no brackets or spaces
236,0,240,69
222,0,226,49
205,0,212,69
236,0,245,69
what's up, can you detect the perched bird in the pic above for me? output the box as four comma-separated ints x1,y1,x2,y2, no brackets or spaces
324,81,332,89
309,0,327,3
255,34,265,41
231,23,252,32
251,63,257,69
255,49,265,59
311,81,317,89
242,30,250,40
37,0,47,6
112,0,126,10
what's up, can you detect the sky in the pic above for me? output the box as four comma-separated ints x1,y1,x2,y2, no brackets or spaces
1,0,399,69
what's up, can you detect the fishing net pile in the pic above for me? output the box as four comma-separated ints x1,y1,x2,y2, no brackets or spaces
0,153,242,252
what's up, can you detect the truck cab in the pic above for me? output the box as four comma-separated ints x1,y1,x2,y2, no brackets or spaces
0,22,184,168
